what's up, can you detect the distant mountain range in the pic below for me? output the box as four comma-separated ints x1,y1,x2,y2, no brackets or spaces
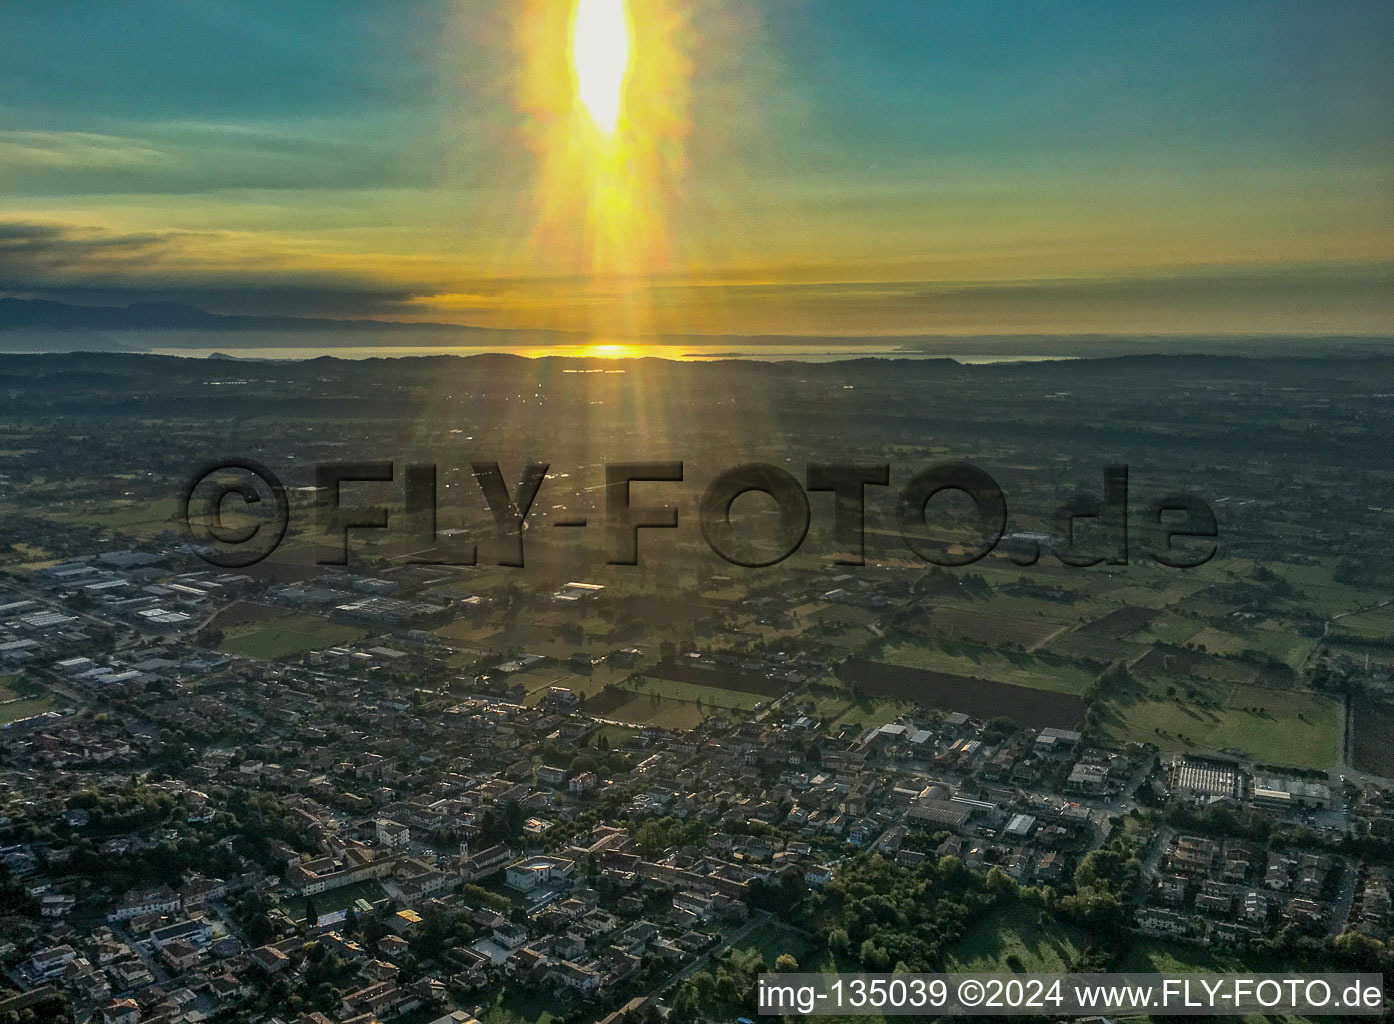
0,297,461,333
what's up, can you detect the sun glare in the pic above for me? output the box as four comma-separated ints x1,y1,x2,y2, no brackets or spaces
516,0,693,343
572,0,631,134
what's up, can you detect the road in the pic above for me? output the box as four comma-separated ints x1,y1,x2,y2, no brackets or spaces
644,910,772,1002
1132,824,1174,907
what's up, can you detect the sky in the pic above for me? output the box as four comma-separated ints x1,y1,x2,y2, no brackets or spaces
1,0,1392,337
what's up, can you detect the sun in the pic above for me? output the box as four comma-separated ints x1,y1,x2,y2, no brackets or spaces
572,0,631,133
515,0,692,293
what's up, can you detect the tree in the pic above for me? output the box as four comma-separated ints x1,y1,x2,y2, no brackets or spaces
774,953,799,972
859,939,889,971
827,927,850,955
635,819,668,857
305,896,319,928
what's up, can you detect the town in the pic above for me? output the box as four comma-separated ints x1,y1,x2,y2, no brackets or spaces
2,350,1393,1024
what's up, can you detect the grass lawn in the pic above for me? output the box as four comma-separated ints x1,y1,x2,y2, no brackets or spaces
0,676,57,723
0,696,58,724
942,903,1087,972
477,984,562,1024
220,614,367,660
733,920,818,967
284,880,389,922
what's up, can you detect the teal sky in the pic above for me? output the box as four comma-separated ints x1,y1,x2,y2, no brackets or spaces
1,0,1391,335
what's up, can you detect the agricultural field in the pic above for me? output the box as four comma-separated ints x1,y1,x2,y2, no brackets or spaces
1269,563,1385,621
822,625,878,653
931,590,1087,625
643,658,786,697
1187,626,1249,656
1236,620,1318,669
621,676,764,711
44,495,185,541
914,606,1066,650
510,661,658,707
1047,632,1152,665
1095,678,1339,770
1136,610,1207,645
877,641,1099,695
1130,643,1260,686
1101,576,1210,609
205,601,285,632
842,658,1088,730
435,618,504,646
1350,696,1394,776
1072,605,1161,640
809,686,915,734
583,687,709,730
220,613,367,660
1039,605,1161,662
1331,605,1394,643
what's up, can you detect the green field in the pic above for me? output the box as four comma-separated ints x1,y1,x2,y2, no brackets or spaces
1138,611,1207,644
46,496,184,540
0,675,58,723
220,614,367,660
1244,621,1318,670
811,688,914,733
1188,626,1249,656
879,641,1098,695
1332,606,1394,641
0,695,58,724
592,723,640,748
1098,682,1339,769
591,693,709,729
434,618,503,645
624,675,765,710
